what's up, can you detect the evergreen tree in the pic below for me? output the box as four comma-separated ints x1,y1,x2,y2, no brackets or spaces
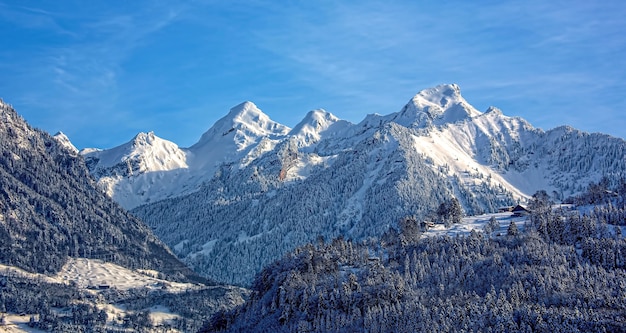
507,221,519,236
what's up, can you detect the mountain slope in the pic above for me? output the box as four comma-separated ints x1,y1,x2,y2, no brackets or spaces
0,99,198,281
82,101,291,209
204,201,626,332
87,84,626,285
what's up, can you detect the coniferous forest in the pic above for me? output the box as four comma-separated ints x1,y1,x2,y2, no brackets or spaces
204,188,626,332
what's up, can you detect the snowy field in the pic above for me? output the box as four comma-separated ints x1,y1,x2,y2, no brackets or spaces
54,258,199,292
0,314,47,333
0,258,203,332
424,211,527,238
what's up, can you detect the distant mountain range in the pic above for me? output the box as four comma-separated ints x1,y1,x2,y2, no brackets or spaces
79,84,626,285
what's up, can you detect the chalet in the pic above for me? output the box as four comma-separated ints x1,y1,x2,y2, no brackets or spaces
498,206,514,213
511,205,531,217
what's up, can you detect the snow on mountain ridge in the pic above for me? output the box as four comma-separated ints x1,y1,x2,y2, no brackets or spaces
84,83,626,214
78,84,626,285
81,131,190,208
191,101,290,152
53,131,79,154
289,109,353,147
83,102,293,209
391,83,482,128
186,101,291,171
84,131,188,171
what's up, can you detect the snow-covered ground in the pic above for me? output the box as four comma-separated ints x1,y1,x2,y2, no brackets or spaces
424,211,527,238
54,258,199,292
0,314,46,333
424,204,626,239
0,258,204,332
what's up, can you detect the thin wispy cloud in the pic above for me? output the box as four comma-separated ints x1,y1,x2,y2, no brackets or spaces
1,0,625,148
0,1,189,147
245,1,626,134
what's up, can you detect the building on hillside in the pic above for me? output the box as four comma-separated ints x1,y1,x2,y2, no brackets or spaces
498,206,514,213
511,205,531,217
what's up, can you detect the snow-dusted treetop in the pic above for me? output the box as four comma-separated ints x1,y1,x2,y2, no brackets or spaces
53,131,79,154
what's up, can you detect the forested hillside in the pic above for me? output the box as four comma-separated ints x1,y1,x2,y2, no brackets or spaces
0,100,249,331
205,187,626,332
0,99,198,281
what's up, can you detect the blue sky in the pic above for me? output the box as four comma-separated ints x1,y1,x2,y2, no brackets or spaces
1,1,625,149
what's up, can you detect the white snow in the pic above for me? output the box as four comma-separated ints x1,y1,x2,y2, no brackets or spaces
147,305,180,326
388,84,482,128
412,126,529,201
83,83,616,213
83,102,291,209
0,314,47,333
54,258,199,292
336,155,386,230
0,258,206,332
289,109,351,147
52,131,78,154
189,101,290,169
423,212,527,238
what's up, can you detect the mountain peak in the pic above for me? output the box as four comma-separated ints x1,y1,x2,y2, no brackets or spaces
192,102,290,150
392,83,481,128
416,83,462,99
485,106,502,114
132,131,157,147
53,131,79,154
223,101,278,130
229,100,258,113
289,109,350,146
294,109,339,131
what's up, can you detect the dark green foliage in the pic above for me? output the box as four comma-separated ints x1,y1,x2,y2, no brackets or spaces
398,216,421,244
437,197,463,227
507,220,519,236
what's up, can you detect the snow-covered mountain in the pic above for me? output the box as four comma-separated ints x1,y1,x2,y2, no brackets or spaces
83,84,626,285
0,99,199,281
82,101,291,209
0,100,249,331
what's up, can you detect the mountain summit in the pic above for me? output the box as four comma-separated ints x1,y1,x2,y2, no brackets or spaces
192,101,290,152
289,109,350,147
391,83,482,128
88,83,626,285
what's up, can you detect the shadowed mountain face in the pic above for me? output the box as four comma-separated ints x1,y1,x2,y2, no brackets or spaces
0,100,202,283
